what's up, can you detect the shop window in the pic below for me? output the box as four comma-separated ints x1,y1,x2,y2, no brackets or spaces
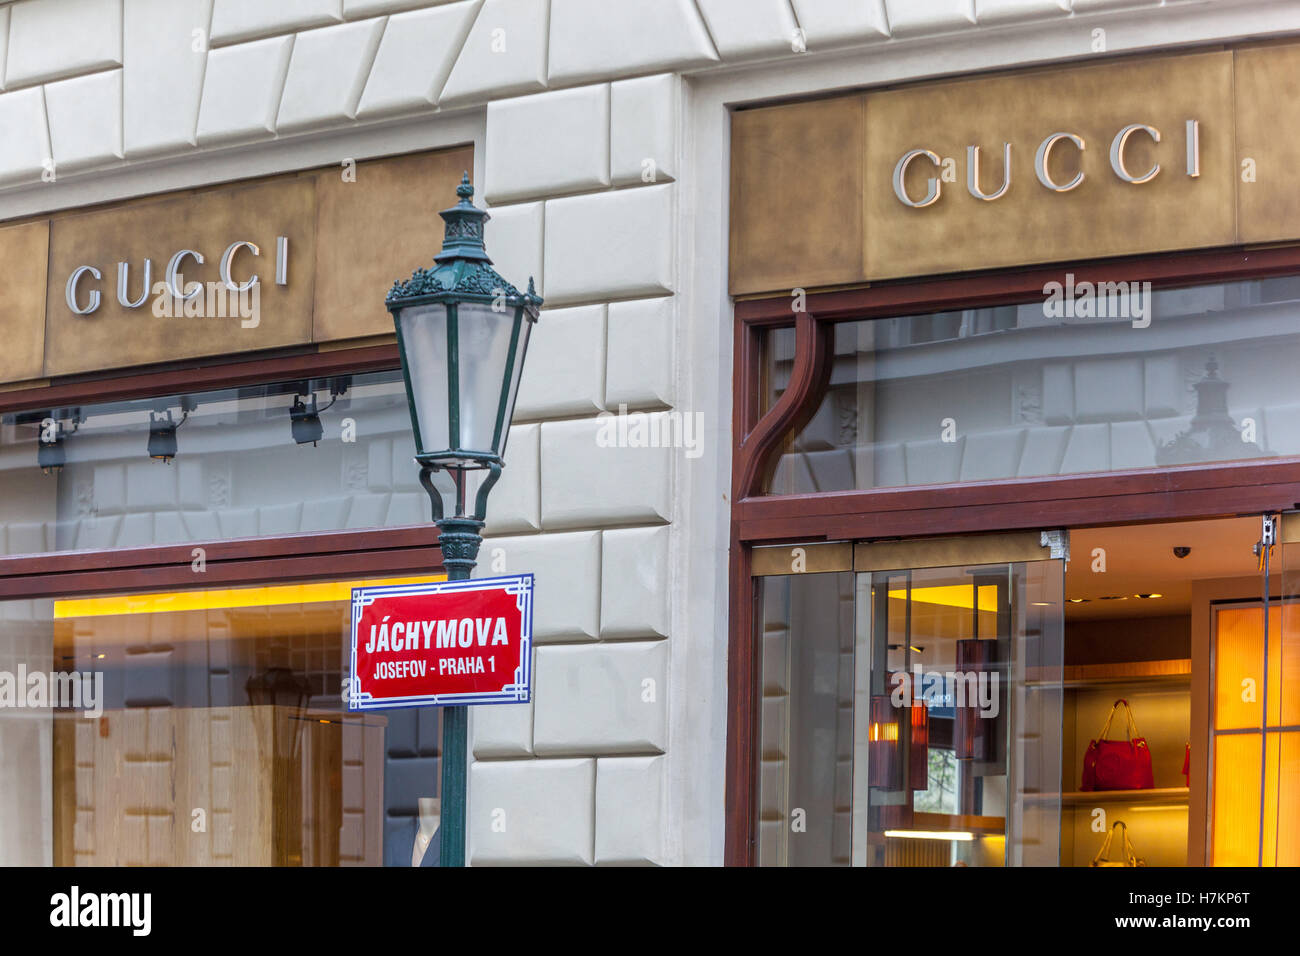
1211,604,1300,865
0,575,443,867
748,516,1300,867
763,277,1300,494
0,369,423,556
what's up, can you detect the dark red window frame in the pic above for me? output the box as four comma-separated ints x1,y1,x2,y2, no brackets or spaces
725,243,1300,866
0,342,446,599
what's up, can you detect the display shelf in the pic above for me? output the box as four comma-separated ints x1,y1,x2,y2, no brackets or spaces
1025,659,1191,688
1028,787,1189,805
913,811,1005,834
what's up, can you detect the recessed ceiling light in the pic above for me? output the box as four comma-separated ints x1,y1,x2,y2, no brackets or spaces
1067,597,1089,604
1134,593,1163,600
1098,595,1129,601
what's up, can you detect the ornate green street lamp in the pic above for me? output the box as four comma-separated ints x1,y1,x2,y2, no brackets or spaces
386,173,541,867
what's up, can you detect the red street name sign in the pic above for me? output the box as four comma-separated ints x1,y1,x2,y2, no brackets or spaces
348,574,533,710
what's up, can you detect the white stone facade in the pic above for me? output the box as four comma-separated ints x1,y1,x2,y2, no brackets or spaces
0,0,1297,866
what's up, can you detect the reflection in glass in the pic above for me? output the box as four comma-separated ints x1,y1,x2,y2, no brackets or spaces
0,576,441,866
0,369,425,557
852,561,1062,867
756,572,855,866
764,277,1300,494
755,559,1062,866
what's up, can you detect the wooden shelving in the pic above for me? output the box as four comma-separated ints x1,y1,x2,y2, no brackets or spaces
1029,787,1190,806
1026,658,1191,687
913,811,1005,834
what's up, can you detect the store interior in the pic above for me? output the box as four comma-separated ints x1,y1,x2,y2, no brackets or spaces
43,577,413,866
1060,515,1295,867
851,514,1298,867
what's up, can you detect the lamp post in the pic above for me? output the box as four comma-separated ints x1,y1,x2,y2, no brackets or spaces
385,173,541,867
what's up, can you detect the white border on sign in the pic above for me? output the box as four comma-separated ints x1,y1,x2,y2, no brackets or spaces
347,573,534,711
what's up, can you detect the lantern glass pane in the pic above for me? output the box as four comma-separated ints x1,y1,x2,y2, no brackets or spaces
395,303,450,456
454,301,518,458
497,311,532,460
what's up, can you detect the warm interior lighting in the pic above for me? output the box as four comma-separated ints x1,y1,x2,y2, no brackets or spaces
1127,804,1189,812
869,722,899,743
1212,605,1300,865
1067,597,1089,604
887,585,998,612
53,574,446,619
1134,593,1163,599
883,830,975,841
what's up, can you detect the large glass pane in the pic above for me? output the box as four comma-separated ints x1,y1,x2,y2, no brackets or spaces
853,560,1063,866
755,570,855,866
0,368,433,556
0,575,445,866
760,326,796,419
454,302,520,456
765,276,1300,494
1211,597,1300,866
754,551,1063,867
396,303,450,454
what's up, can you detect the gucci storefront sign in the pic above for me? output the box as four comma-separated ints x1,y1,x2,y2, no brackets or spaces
0,144,471,383
728,46,1282,290
64,236,290,329
892,120,1202,207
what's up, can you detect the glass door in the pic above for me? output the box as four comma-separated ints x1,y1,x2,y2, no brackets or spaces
751,530,1064,866
849,532,1065,866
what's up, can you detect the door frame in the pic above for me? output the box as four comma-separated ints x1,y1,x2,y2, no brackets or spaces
727,243,1300,865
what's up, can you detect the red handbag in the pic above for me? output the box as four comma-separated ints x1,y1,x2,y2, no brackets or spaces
1081,699,1154,791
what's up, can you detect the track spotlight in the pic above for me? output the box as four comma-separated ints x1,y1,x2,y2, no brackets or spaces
290,379,347,447
148,412,178,462
148,398,194,463
37,414,81,476
39,429,66,475
291,395,324,446
149,402,195,463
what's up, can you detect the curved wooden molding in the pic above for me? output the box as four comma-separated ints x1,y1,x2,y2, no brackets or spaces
732,311,831,501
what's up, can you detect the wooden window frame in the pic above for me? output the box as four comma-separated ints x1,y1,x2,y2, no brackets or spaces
726,243,1300,866
0,342,445,599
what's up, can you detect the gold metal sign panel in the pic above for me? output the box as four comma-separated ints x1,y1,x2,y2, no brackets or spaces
729,96,867,296
44,178,317,377
0,221,49,383
864,51,1237,280
1234,44,1300,244
751,541,854,576
854,532,1050,572
313,145,474,343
